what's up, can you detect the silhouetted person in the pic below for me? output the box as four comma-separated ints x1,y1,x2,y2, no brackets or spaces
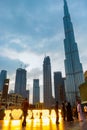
66,102,73,122
55,101,59,124
61,102,66,121
22,98,29,126
77,100,84,122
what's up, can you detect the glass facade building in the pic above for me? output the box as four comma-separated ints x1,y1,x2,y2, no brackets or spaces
63,0,84,105
54,72,66,104
43,56,52,108
0,70,7,91
15,68,27,98
33,79,40,105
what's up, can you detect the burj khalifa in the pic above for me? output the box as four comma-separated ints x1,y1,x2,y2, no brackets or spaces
63,0,84,105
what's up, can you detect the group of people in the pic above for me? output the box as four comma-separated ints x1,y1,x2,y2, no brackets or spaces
22,99,84,126
55,100,84,124
61,101,74,122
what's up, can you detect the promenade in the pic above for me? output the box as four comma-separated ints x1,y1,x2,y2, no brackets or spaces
0,118,87,130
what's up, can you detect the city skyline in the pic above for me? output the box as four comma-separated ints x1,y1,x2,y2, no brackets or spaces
0,0,87,103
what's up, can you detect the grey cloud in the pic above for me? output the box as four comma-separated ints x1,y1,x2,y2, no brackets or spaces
27,68,42,80
0,56,24,75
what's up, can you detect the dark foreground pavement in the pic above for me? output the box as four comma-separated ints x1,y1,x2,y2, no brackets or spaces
0,119,87,130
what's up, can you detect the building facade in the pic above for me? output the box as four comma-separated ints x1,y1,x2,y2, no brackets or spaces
8,93,24,107
54,72,66,105
0,70,7,91
2,79,9,102
43,56,52,108
15,68,27,98
79,82,87,103
33,79,40,105
63,0,84,105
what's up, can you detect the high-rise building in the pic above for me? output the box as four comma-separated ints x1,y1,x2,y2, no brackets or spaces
33,79,40,105
0,70,7,91
43,56,52,108
2,79,9,101
15,68,27,98
63,0,84,105
54,72,66,104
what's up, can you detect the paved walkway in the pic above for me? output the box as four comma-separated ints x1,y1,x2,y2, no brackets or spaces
0,119,87,130
58,120,87,130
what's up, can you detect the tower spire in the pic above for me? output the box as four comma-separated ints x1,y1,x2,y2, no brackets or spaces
63,0,66,3
63,0,84,105
63,0,67,5
63,0,70,16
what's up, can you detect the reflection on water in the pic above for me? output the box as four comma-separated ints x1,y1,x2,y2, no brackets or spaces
2,120,22,130
0,116,65,130
0,109,66,130
0,111,64,130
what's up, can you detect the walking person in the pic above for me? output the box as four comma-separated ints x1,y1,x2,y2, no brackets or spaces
77,100,84,122
66,102,73,122
22,98,29,126
55,101,59,124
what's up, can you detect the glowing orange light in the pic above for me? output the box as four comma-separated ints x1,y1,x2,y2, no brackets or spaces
4,110,11,120
50,109,56,123
11,109,23,120
3,120,10,126
11,120,21,126
32,110,40,119
58,109,62,122
26,110,32,120
41,110,50,125
41,110,50,119
33,119,40,127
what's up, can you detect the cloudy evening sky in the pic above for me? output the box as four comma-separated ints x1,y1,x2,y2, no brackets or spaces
0,0,87,103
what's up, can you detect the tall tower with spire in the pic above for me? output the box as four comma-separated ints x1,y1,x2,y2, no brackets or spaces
15,68,27,98
43,56,52,108
63,0,84,105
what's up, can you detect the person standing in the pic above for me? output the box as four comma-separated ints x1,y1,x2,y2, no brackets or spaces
77,100,84,122
22,98,29,126
61,102,66,121
66,102,73,122
55,101,59,124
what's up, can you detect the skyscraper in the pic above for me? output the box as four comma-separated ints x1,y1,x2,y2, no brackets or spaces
43,56,52,108
2,79,9,101
54,72,66,104
0,70,7,91
63,0,84,105
15,68,27,98
33,79,40,105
